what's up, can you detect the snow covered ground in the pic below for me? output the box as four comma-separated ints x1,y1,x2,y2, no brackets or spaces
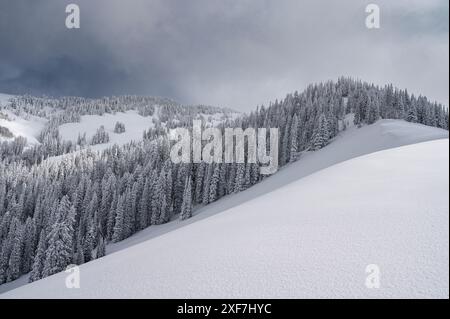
58,110,158,151
58,110,239,152
0,94,48,144
0,93,15,107
1,130,448,298
0,110,47,145
1,93,239,151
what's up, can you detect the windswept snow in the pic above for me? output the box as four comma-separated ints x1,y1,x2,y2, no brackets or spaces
2,138,448,299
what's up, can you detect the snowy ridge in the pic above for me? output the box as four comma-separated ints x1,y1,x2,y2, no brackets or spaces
1,125,448,298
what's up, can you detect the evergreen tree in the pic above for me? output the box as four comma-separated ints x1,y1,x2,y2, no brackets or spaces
406,105,418,123
180,177,193,221
234,163,246,193
42,196,75,277
289,114,299,162
7,222,24,281
313,114,330,150
112,195,125,243
29,231,46,282
209,164,220,203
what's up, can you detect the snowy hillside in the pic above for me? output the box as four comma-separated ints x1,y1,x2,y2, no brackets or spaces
0,93,239,150
0,94,15,107
2,136,448,298
58,110,239,152
0,80,448,299
0,110,47,144
104,118,449,256
58,110,159,151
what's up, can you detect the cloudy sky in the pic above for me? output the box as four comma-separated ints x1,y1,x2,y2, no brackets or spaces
0,0,448,111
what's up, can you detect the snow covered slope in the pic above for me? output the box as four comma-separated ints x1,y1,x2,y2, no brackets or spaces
0,93,15,107
105,119,449,255
58,110,239,151
0,94,48,144
0,110,47,144
2,137,448,298
58,110,158,151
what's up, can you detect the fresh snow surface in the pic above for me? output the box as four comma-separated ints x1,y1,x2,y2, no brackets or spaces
58,110,157,151
0,110,47,145
58,110,239,152
0,93,15,107
2,137,448,298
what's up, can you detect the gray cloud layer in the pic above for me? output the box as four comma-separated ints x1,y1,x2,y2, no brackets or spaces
0,0,448,111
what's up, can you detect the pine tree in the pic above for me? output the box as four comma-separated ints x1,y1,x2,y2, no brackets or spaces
96,236,106,259
112,195,125,243
42,196,75,277
289,114,299,162
313,114,330,150
209,164,220,203
74,241,85,265
195,163,205,204
180,177,193,221
7,222,24,281
29,231,46,282
139,178,151,230
366,91,380,124
106,191,118,242
234,163,246,193
152,170,168,225
202,164,212,205
406,106,418,123
0,179,6,216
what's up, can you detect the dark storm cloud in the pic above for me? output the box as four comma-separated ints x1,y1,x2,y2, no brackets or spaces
0,0,448,111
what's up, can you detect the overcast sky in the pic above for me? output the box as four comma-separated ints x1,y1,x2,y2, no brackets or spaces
0,0,448,111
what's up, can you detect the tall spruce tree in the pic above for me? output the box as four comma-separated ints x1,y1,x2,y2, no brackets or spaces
180,177,193,221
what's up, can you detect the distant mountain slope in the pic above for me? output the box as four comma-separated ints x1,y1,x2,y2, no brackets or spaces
58,109,239,152
2,138,448,298
0,93,238,149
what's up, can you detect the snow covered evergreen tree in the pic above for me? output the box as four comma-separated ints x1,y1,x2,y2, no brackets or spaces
290,114,299,162
313,114,330,150
180,176,193,221
42,196,75,278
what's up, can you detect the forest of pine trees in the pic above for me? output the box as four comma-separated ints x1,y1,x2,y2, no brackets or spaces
0,77,447,285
